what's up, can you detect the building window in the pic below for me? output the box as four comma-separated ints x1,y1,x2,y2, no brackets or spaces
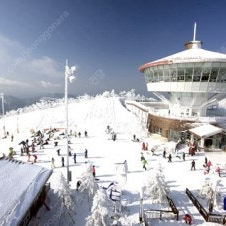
154,126,162,135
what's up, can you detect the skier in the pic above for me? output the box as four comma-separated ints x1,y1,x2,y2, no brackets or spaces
145,142,148,151
33,154,37,163
54,141,58,147
133,134,136,141
92,165,96,177
141,153,145,161
124,160,128,174
183,213,192,225
84,130,88,137
51,157,55,168
39,139,44,149
84,149,88,158
78,132,81,138
163,148,166,158
31,142,35,152
191,160,196,170
74,153,77,163
142,158,148,170
206,160,212,173
182,152,186,161
168,154,172,162
27,153,31,162
204,156,208,166
76,180,81,191
61,156,64,167
56,149,60,156
142,142,145,151
216,166,221,177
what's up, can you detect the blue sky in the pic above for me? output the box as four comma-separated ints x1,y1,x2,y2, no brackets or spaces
0,0,226,97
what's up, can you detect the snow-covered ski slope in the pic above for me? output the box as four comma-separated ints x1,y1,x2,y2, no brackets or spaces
1,97,143,136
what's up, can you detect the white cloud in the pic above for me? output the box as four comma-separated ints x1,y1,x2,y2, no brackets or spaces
39,80,61,88
26,56,62,78
0,77,31,87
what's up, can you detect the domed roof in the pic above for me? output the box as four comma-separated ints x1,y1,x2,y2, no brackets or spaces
139,41,226,72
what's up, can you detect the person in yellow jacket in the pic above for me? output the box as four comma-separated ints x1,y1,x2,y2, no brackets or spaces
142,158,148,170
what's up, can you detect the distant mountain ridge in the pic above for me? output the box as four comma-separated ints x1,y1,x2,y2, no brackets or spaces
0,93,76,113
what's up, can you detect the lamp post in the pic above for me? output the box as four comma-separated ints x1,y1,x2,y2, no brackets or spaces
0,93,5,136
65,59,76,183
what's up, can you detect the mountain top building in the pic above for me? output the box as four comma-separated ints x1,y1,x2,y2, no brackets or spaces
134,24,226,149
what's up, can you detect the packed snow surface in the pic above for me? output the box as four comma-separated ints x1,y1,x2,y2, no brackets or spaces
0,96,226,226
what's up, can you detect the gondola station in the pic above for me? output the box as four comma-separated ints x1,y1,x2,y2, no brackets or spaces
136,24,226,149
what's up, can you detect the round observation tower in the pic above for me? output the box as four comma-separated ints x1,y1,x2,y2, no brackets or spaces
139,24,226,117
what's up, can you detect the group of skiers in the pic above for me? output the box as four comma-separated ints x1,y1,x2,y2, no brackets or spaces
203,157,222,177
6,127,91,169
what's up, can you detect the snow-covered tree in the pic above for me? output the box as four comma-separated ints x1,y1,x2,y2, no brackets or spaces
55,173,76,225
125,89,136,100
86,189,113,226
144,164,169,203
79,164,99,208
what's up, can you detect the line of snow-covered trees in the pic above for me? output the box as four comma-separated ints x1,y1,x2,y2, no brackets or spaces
5,89,152,118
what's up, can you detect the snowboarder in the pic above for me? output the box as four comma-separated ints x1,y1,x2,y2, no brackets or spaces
61,156,64,167
51,157,55,168
74,153,77,163
182,152,186,161
84,149,88,158
183,213,192,225
92,165,96,177
168,154,172,162
191,160,196,170
142,158,148,170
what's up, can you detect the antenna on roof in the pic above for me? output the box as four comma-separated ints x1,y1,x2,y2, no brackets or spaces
193,22,197,41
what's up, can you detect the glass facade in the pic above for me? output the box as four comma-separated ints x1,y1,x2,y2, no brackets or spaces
144,62,226,83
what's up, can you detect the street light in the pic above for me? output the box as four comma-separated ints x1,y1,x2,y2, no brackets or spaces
65,59,77,183
0,93,5,136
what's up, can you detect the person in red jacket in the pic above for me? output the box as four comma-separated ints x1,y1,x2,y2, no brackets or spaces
142,142,145,151
92,165,96,177
33,154,37,163
216,166,221,177
183,213,192,225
